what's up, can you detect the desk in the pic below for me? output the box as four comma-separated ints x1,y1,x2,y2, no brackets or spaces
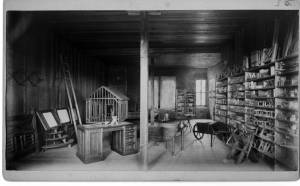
76,122,138,163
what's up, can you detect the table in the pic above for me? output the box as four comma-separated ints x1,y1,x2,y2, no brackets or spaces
76,122,138,163
148,121,185,156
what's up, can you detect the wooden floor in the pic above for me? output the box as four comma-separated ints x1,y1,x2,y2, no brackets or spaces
10,124,276,171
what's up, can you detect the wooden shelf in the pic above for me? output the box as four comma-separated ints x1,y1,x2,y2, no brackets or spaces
245,87,275,91
276,54,298,62
245,62,275,72
228,103,245,107
246,97,274,99
217,77,228,81
215,103,227,106
229,72,245,77
245,105,274,110
275,118,298,124
275,107,297,112
228,110,245,114
275,96,298,99
276,70,298,76
245,113,275,120
276,84,298,88
215,108,227,111
228,81,244,85
246,75,275,82
228,89,245,92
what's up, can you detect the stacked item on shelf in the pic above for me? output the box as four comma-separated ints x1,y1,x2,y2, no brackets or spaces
249,47,273,68
214,76,228,124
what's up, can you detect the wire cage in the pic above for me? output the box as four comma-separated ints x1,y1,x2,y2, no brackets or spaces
86,86,129,123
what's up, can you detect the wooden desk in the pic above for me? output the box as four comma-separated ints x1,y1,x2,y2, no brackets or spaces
76,122,138,163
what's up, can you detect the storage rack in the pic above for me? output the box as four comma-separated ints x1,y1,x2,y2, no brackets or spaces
215,77,228,124
185,90,196,116
244,58,276,160
274,54,299,170
175,89,186,116
227,73,245,130
175,89,196,117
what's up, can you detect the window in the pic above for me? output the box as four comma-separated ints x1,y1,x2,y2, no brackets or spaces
148,76,176,110
196,79,206,106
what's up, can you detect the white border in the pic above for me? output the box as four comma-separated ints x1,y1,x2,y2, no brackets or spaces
2,0,300,181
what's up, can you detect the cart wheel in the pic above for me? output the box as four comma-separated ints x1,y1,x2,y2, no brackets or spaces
193,124,204,140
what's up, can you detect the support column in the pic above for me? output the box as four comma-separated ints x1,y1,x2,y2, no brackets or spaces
140,12,149,170
150,57,155,125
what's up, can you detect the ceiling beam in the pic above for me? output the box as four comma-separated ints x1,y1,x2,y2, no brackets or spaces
83,46,221,56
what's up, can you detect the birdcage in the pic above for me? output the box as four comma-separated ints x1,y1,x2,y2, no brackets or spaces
86,86,129,123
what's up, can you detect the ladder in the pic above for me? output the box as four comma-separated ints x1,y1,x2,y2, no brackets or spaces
60,55,82,140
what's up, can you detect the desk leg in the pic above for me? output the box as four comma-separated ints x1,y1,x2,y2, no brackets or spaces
99,128,103,159
172,137,175,156
181,130,184,151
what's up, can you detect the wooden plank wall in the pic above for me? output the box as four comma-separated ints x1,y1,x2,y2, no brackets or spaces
6,23,105,161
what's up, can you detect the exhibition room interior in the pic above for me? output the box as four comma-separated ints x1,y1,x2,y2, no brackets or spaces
5,10,299,171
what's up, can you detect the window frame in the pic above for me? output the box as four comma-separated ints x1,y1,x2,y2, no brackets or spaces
195,79,207,106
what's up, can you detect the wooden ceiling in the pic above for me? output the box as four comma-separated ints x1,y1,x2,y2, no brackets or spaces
24,10,260,56
9,10,296,67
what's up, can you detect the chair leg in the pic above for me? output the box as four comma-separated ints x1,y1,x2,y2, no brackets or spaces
210,134,213,147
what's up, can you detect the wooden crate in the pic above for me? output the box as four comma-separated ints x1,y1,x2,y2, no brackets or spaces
112,125,138,155
76,125,111,163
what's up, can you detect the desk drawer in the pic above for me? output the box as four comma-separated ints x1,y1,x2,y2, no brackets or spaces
112,124,138,155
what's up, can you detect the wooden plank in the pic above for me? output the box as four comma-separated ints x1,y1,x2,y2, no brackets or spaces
140,12,149,170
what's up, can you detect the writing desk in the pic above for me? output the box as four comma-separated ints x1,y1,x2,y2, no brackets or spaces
76,122,138,163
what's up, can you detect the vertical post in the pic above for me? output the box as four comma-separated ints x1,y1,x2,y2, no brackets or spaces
150,58,155,125
140,12,149,170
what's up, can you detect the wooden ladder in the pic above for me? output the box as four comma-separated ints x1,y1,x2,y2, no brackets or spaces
60,55,82,140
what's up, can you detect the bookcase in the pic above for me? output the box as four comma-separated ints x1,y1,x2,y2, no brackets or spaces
215,77,228,124
227,73,245,129
175,89,196,117
244,54,276,160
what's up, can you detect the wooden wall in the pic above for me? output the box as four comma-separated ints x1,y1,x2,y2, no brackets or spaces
6,22,105,161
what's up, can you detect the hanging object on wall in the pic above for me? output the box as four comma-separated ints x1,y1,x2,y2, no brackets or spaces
10,70,27,86
8,70,43,87
27,71,43,87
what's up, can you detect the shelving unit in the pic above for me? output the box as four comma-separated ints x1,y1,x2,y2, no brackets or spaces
274,54,299,170
215,77,228,124
175,89,186,116
175,89,196,117
245,54,276,161
185,91,196,116
227,74,245,129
